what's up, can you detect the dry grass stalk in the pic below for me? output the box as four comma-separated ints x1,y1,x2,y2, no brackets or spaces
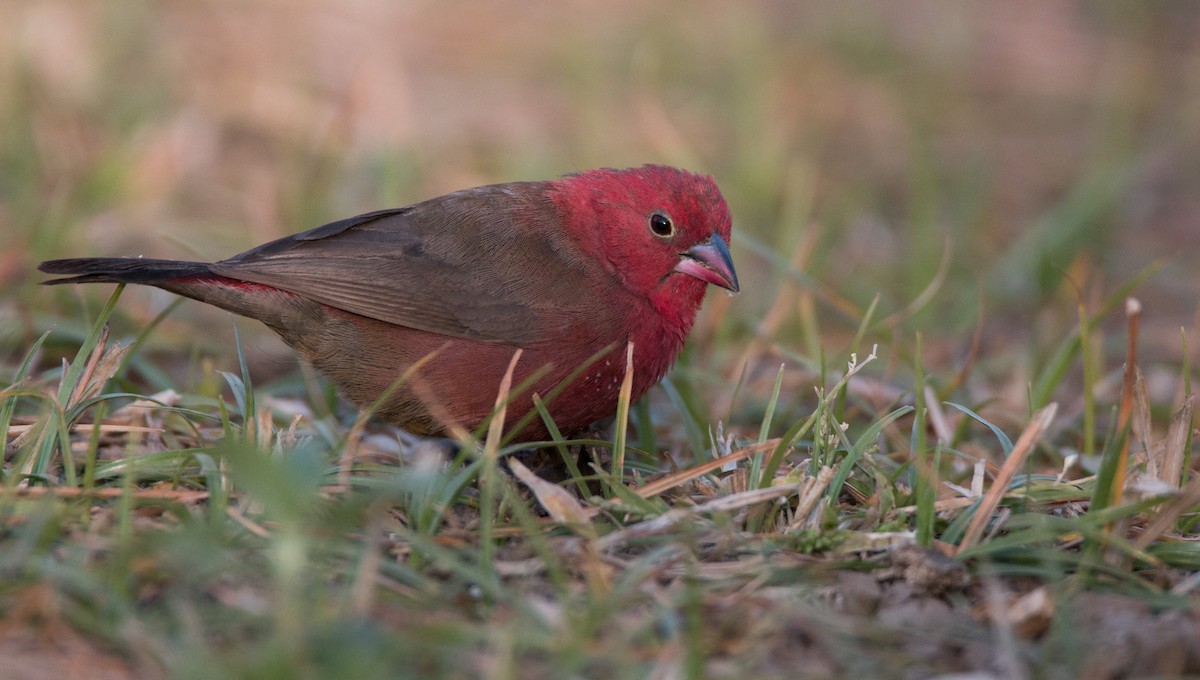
484,349,523,461
1158,395,1194,488
612,341,635,476
7,486,209,502
957,403,1058,553
633,438,781,499
1110,298,1142,511
1132,368,1153,473
1132,474,1200,550
509,458,598,529
596,485,795,552
786,465,834,532
5,423,163,436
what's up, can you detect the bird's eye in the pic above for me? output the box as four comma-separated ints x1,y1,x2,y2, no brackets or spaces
648,212,674,238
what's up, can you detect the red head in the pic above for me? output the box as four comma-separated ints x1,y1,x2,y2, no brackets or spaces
551,165,737,324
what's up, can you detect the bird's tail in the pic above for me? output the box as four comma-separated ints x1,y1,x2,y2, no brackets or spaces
38,257,315,338
38,258,213,285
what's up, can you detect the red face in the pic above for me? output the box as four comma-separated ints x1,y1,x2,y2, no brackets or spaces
553,165,737,320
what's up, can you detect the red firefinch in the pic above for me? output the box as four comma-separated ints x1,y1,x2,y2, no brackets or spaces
40,165,738,440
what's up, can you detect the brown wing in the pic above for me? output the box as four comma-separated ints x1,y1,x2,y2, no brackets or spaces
209,183,607,346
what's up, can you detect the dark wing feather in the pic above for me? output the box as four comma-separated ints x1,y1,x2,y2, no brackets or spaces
209,184,604,345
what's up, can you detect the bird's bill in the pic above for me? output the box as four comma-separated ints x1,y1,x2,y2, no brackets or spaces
674,234,739,292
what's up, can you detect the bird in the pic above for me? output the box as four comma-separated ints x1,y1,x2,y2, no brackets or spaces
39,165,738,441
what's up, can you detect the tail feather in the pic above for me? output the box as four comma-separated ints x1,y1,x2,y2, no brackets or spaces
38,256,307,331
38,258,212,285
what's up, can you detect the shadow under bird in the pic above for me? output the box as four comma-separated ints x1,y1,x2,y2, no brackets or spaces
39,165,738,441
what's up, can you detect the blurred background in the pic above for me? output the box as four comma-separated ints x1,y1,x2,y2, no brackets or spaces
2,0,1199,433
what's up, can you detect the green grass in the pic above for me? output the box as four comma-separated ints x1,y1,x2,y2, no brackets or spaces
5,2,1200,678
6,270,1199,677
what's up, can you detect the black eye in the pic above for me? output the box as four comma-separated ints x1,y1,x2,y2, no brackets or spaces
649,212,674,238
